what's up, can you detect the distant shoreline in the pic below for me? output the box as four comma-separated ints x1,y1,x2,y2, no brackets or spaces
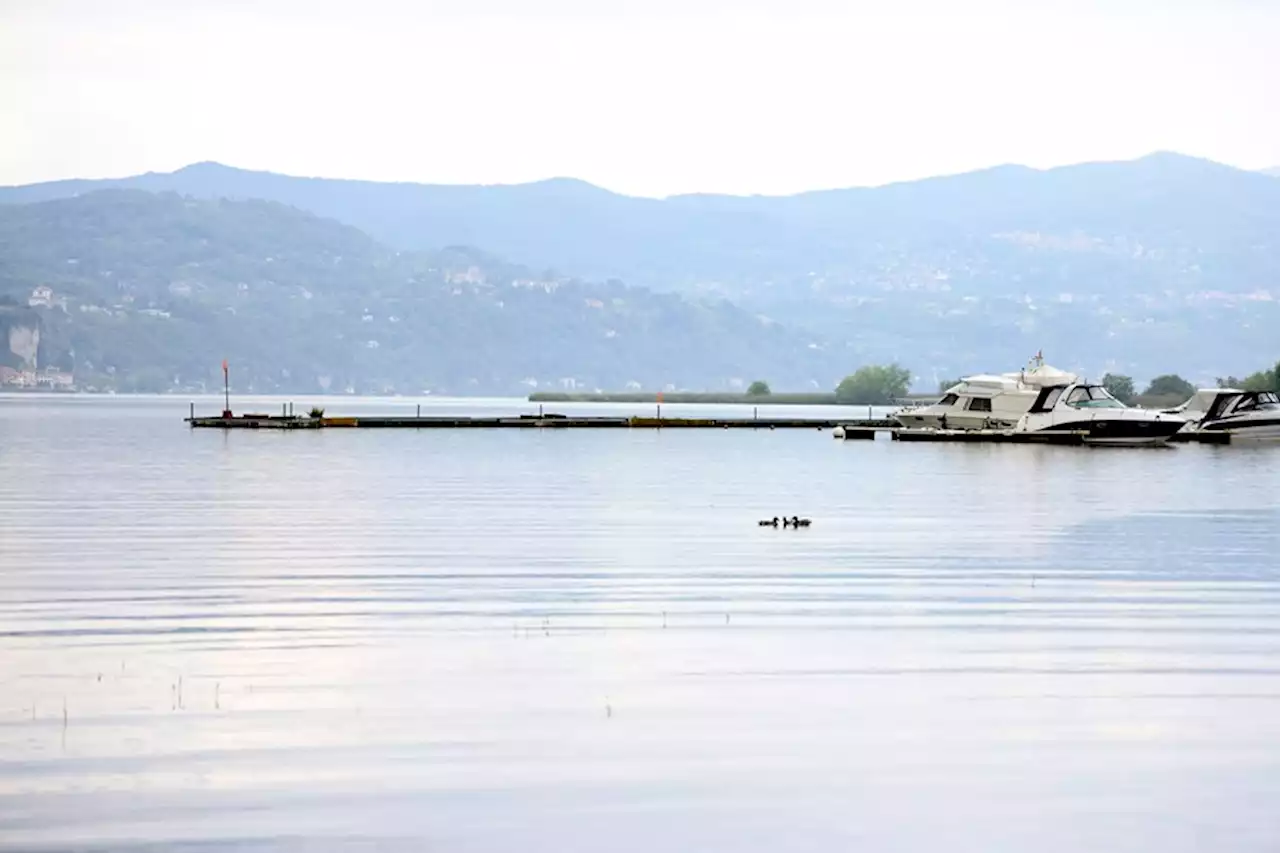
527,390,1189,409
527,391,931,405
0,388,934,404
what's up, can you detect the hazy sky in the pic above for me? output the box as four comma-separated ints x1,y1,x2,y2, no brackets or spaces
3,0,1278,196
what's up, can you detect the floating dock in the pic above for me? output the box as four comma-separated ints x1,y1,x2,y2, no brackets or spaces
186,412,897,431
1168,431,1231,445
890,427,1088,445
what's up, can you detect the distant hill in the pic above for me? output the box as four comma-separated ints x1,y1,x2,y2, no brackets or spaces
3,153,1277,382
0,191,843,394
5,153,1278,293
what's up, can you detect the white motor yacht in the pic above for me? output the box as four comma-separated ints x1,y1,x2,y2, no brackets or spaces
1167,389,1280,439
1015,381,1185,445
895,354,1077,430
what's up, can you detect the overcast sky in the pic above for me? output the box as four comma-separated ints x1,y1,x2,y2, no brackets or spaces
3,0,1277,196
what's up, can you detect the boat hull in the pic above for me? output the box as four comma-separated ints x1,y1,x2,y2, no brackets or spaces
1196,419,1280,440
895,411,1019,430
1029,418,1186,446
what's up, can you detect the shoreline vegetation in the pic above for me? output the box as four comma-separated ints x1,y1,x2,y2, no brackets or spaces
529,362,1277,409
527,390,1204,409
6,357,1274,411
527,391,933,405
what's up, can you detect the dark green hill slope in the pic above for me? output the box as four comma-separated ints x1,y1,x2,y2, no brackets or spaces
0,191,841,393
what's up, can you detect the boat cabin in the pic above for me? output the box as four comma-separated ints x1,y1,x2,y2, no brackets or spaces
1174,389,1280,425
934,390,995,414
1026,383,1126,414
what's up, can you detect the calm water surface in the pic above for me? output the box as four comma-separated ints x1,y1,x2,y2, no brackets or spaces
2,395,1279,851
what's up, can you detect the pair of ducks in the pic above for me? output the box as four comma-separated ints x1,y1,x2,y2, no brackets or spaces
759,516,812,528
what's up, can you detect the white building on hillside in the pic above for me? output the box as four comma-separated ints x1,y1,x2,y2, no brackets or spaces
29,285,54,307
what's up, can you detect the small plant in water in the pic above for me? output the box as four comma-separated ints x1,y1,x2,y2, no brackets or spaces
308,407,325,419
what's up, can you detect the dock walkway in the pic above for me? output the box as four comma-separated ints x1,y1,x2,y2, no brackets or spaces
186,413,897,431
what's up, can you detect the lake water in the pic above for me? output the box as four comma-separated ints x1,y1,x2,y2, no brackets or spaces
2,394,1280,852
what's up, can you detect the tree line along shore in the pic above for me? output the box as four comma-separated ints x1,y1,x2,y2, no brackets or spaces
526,391,925,406
529,362,1280,408
525,390,1179,408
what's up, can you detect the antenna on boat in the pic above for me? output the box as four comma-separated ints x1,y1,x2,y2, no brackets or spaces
1022,350,1044,382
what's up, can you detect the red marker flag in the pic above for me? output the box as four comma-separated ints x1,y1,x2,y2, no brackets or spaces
222,358,229,376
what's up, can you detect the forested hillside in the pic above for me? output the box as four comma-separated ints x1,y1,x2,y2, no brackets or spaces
0,191,842,393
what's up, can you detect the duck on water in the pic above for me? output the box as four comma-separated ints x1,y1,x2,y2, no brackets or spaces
758,516,812,527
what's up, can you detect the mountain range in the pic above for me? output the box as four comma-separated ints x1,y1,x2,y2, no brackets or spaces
2,152,1277,392
8,154,1279,289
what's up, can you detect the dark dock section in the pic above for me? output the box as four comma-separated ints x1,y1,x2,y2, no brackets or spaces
1168,431,1231,445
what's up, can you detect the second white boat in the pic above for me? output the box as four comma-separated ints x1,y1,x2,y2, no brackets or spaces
1166,389,1280,440
1014,381,1185,445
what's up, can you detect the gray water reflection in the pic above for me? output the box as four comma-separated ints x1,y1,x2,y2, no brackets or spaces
1,396,1279,851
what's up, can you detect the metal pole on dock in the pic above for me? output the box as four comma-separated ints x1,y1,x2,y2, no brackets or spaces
221,359,230,416
417,404,421,418
189,402,194,421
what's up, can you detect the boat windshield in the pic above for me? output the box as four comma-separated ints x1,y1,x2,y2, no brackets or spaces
1237,392,1280,411
1065,386,1126,409
936,393,959,406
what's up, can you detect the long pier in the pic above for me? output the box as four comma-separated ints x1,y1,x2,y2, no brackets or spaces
185,412,897,431
184,410,1241,444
